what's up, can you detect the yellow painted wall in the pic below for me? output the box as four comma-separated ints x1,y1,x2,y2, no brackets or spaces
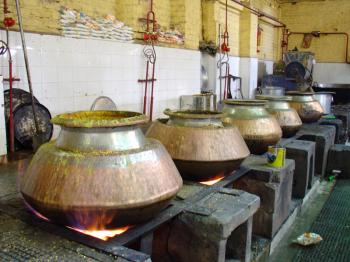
281,0,350,63
0,0,281,57
239,9,258,58
252,0,282,61
202,0,243,56
171,0,202,49
0,0,117,34
202,0,281,59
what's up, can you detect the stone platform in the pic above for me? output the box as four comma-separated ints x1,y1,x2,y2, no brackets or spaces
297,124,336,178
332,105,350,140
153,184,260,262
283,140,316,198
326,144,350,179
234,155,295,239
319,118,347,144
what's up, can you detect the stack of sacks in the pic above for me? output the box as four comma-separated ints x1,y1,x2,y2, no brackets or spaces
59,7,134,42
158,28,184,45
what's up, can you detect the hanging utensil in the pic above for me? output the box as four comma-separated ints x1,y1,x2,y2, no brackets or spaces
15,0,45,151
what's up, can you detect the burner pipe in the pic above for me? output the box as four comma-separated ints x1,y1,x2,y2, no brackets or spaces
149,62,155,121
143,61,149,115
230,0,286,27
229,0,286,60
287,31,350,64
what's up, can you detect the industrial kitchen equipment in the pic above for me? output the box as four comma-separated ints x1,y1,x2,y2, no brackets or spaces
260,51,315,92
313,83,350,105
180,93,217,111
90,96,117,111
4,89,52,149
222,100,282,154
287,91,324,123
256,95,302,138
20,111,183,229
146,109,250,181
313,92,334,115
13,102,53,149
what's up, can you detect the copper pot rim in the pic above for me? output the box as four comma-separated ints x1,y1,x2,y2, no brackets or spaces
223,99,266,106
255,95,292,101
189,93,216,96
164,108,224,119
51,110,149,128
155,118,242,131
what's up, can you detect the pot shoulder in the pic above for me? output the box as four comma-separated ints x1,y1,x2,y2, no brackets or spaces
289,101,323,122
146,120,250,162
20,140,183,209
269,109,302,127
222,116,282,140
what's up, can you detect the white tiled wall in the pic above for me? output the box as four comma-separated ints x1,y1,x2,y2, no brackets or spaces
215,55,241,99
313,63,350,84
0,30,201,138
239,57,258,98
258,60,274,82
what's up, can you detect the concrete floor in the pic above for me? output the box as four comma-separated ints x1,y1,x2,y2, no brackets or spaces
269,180,334,262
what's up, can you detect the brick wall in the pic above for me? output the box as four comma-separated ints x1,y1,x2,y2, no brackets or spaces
0,0,281,58
0,0,117,34
281,0,350,63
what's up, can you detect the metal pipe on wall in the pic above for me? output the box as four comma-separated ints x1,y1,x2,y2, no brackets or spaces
229,0,286,60
287,31,350,64
230,0,286,28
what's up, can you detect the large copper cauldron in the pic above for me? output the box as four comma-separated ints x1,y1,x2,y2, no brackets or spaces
222,100,282,154
287,91,323,123
20,111,183,229
256,95,302,138
146,109,250,181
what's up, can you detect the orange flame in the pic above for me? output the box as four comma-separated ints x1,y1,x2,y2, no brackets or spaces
24,200,130,241
200,176,225,186
67,226,130,241
24,200,50,222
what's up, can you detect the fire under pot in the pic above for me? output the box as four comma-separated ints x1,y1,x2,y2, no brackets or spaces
20,110,183,231
146,109,250,182
287,91,324,123
222,99,282,154
256,95,302,138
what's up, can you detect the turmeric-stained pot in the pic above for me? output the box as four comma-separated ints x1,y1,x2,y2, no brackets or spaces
286,91,323,123
146,109,250,182
20,111,183,230
222,100,282,154
256,95,302,138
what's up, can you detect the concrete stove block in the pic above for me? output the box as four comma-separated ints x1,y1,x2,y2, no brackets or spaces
285,140,316,198
326,144,350,179
154,185,260,262
234,155,295,239
297,125,335,178
332,106,350,140
319,118,347,144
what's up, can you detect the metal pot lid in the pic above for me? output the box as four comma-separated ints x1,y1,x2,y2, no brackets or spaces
255,95,292,101
286,91,315,96
314,91,336,95
51,110,149,128
223,99,266,106
90,96,117,111
164,109,224,119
